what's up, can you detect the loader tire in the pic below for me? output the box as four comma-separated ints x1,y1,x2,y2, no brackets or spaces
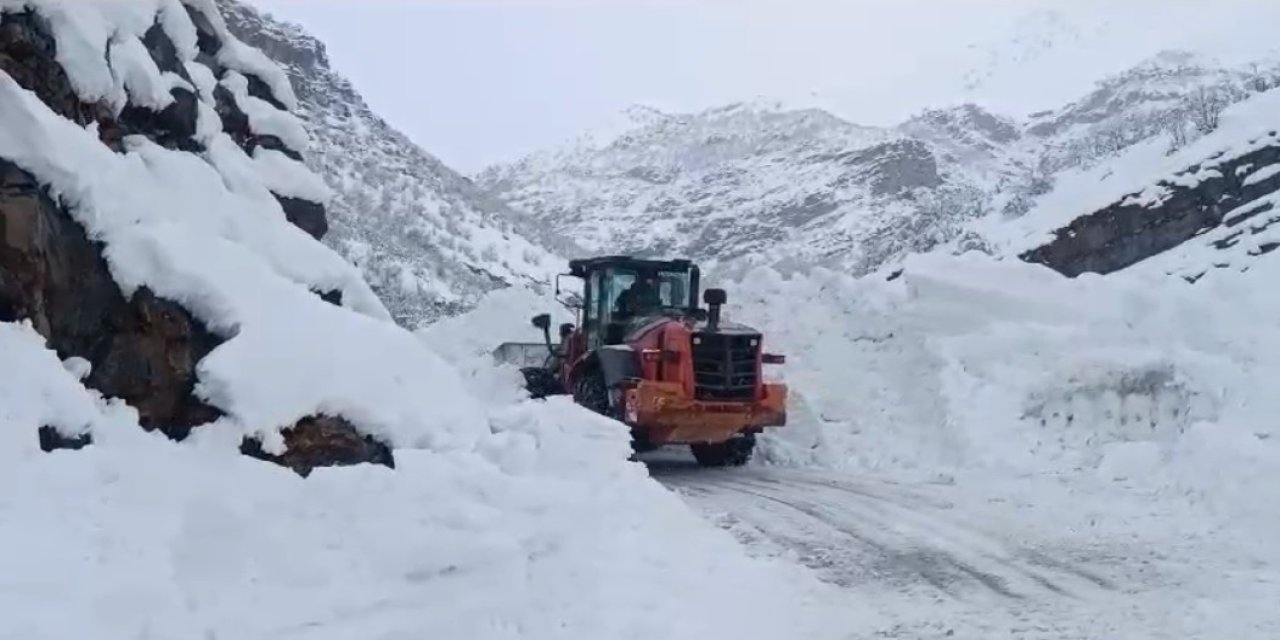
520,367,565,399
691,434,755,467
573,370,611,417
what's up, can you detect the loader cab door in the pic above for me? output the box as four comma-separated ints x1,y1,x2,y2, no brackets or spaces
584,267,634,348
586,265,695,348
584,269,604,351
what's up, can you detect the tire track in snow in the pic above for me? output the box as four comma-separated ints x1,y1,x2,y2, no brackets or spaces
707,476,1033,600
651,459,1118,604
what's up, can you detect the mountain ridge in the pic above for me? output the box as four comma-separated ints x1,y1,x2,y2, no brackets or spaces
479,49,1280,279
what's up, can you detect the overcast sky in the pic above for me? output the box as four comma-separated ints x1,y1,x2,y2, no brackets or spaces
251,0,1280,174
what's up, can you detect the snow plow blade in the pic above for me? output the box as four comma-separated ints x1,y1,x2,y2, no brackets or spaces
622,379,787,445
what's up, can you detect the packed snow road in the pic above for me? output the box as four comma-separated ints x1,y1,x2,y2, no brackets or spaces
652,455,1114,600
646,449,1280,639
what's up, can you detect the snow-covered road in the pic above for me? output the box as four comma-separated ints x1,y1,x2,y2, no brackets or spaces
648,449,1280,640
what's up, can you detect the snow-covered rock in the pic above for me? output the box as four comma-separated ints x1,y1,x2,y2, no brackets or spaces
212,0,574,327
1011,87,1280,280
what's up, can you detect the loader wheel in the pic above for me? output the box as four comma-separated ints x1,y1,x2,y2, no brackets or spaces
520,367,565,399
573,370,612,417
691,434,755,467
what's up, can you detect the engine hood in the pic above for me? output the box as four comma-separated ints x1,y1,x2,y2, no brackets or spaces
619,313,761,342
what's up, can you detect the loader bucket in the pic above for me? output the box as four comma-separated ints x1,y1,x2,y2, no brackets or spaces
492,342,553,368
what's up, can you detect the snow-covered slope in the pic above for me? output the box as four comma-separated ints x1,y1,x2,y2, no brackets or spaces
479,100,989,276
993,84,1280,281
212,0,573,327
0,2,859,637
481,52,1280,281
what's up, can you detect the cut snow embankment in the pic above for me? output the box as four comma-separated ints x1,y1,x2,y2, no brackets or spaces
715,253,1280,526
7,321,862,639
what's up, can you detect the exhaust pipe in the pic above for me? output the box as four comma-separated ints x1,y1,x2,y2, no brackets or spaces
703,288,726,332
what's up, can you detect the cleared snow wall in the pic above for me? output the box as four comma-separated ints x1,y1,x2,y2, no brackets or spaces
717,253,1280,490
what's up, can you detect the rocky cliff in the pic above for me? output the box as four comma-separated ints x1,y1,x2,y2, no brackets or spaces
1021,90,1280,281
212,0,571,327
0,0,401,474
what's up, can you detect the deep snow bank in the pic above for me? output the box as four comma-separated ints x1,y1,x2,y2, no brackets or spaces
716,253,1280,517
5,321,860,638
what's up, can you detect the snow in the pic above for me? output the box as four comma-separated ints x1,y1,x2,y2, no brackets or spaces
108,33,189,109
709,249,1280,621
0,322,102,455
251,146,333,203
435,248,1280,637
0,0,474,451
1242,162,1280,187
4,315,856,638
0,0,292,111
8,0,1280,637
0,4,865,639
220,70,311,152
719,252,1279,481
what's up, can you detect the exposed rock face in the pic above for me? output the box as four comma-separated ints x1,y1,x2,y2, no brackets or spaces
240,415,395,477
277,195,328,240
0,3,387,474
844,139,943,197
0,160,222,440
0,11,107,126
1022,133,1280,277
37,425,91,452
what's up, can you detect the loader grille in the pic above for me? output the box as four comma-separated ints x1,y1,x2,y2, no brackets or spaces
691,332,759,401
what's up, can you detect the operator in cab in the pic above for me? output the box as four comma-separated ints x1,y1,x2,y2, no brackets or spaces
615,273,662,318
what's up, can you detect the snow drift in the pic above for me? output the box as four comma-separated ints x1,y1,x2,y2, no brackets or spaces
712,252,1280,526
5,319,860,639
0,2,853,638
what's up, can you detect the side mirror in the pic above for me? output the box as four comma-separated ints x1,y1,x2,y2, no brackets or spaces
559,292,584,309
531,313,551,330
559,322,574,338
555,273,583,309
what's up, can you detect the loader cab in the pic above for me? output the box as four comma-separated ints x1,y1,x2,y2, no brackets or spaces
561,256,701,352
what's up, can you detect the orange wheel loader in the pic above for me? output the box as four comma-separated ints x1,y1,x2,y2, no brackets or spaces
493,255,787,466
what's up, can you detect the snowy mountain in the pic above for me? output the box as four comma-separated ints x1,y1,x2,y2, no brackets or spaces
480,52,1280,280
212,0,572,327
478,100,978,276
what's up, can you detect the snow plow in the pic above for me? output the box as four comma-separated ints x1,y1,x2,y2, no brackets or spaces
494,255,787,466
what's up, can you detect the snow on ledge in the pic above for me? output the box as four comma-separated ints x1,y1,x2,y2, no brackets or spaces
0,322,100,458
0,42,479,449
